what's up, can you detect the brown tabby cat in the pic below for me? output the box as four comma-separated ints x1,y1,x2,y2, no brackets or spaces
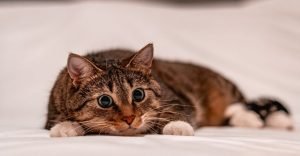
46,44,293,137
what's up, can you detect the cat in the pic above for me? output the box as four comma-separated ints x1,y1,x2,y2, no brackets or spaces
45,43,293,137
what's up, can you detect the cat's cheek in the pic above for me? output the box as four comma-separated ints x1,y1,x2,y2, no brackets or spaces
131,117,144,129
50,121,85,137
162,121,194,136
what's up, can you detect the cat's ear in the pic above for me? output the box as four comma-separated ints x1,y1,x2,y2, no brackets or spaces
125,43,154,73
67,53,102,86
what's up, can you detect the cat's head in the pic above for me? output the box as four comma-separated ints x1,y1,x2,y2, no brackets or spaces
66,44,162,135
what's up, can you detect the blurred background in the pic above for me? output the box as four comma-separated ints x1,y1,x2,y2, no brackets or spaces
0,0,299,129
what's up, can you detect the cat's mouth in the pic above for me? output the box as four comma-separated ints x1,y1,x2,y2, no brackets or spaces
113,117,146,135
114,123,149,136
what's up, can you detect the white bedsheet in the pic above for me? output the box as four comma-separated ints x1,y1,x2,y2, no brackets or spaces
0,0,299,155
1,128,299,156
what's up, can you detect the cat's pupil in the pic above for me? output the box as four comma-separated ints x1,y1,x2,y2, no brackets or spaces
132,88,145,102
98,95,113,108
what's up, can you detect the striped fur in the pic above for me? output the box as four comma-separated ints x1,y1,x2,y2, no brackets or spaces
46,44,293,137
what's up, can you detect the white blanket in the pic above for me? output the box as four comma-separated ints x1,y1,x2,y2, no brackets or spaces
0,0,299,155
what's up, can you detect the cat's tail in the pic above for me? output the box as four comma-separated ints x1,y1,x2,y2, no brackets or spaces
225,97,293,130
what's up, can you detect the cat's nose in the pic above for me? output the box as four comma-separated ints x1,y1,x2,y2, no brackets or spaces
122,115,136,125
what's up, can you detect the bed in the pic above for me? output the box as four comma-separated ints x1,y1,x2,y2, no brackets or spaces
0,0,299,155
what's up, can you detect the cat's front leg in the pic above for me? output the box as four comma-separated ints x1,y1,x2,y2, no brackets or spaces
50,121,85,137
162,121,195,136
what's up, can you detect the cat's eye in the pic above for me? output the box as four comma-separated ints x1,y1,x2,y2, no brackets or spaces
132,88,145,102
98,95,113,108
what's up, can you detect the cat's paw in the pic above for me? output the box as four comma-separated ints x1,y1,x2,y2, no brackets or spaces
226,103,264,128
162,121,194,136
229,110,264,128
265,111,293,130
50,121,85,137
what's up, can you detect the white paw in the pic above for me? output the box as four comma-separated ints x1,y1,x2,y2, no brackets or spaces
226,104,263,128
50,121,85,137
162,121,194,136
229,111,264,128
265,111,293,130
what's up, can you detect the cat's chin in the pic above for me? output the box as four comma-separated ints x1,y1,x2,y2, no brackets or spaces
109,127,147,136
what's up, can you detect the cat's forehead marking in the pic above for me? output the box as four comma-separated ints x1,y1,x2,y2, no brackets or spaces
107,81,113,92
108,68,132,106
